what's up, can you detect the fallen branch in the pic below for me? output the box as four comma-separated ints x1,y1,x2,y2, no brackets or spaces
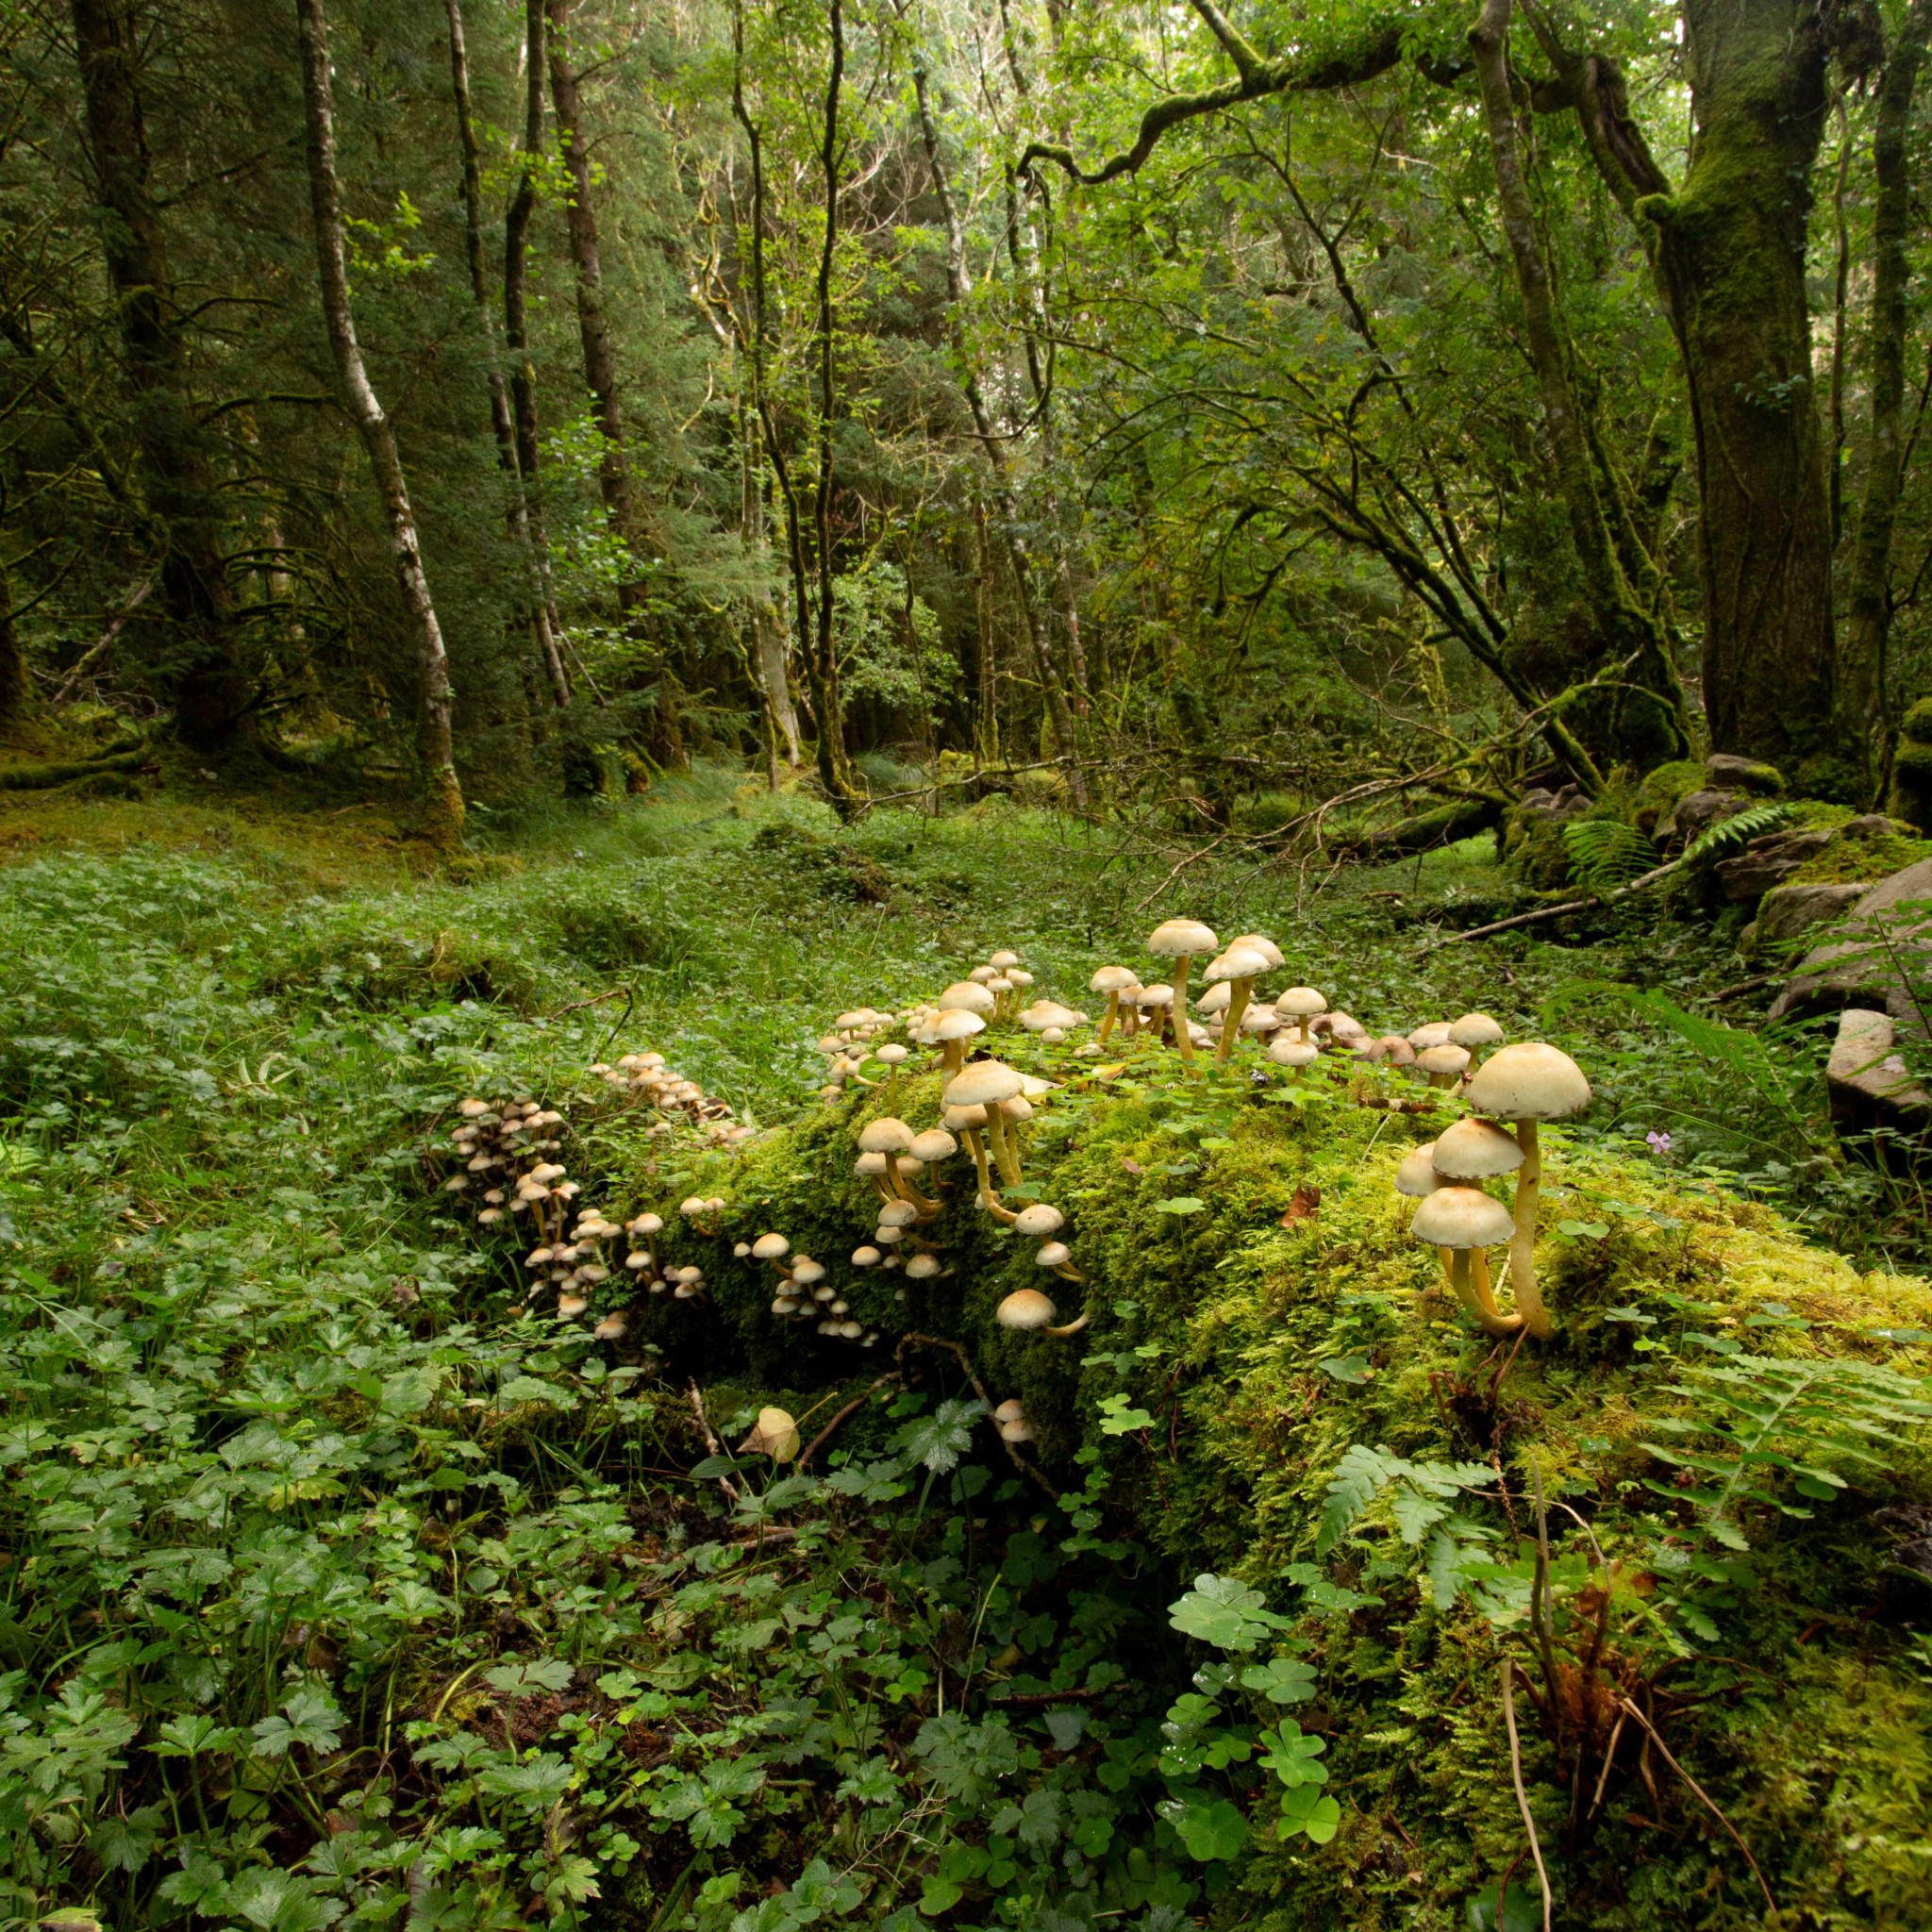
685,1377,741,1504
0,741,153,791
1417,855,1685,953
898,1331,1059,1504
797,1373,900,1470
52,575,153,705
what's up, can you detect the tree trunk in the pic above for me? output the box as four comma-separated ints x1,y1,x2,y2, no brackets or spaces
0,564,25,726
444,0,570,709
741,401,801,774
295,0,464,847
1839,0,1932,797
70,0,242,749
912,65,1088,808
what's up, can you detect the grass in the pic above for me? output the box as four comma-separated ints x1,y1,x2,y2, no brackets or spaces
0,771,1926,1931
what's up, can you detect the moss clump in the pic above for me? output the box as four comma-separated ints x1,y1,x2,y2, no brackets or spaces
1888,696,1932,832
1787,828,1932,887
627,1034,1932,1927
1633,758,1706,827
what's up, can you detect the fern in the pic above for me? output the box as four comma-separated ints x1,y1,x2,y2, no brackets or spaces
1681,800,1791,866
1561,818,1657,893
1641,1350,1932,1550
1316,1442,1496,1555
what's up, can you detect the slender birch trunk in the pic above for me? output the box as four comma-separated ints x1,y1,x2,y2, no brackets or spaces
294,0,464,848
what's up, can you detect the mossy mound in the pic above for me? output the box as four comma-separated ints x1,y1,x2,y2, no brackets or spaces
617,1034,1932,1928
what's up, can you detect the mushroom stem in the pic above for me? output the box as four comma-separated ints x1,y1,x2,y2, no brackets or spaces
1097,992,1120,1043
942,1038,967,1076
1215,976,1254,1065
1471,1247,1523,1335
1447,1247,1481,1319
966,1130,1018,1224
1172,957,1196,1062
886,1067,900,1112
1044,1311,1090,1338
1507,1120,1554,1338
882,1153,941,1216
1052,1260,1086,1282
984,1107,1024,1190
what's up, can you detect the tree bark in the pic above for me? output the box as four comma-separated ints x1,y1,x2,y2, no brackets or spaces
1840,0,1932,796
295,0,464,847
0,563,25,726
69,0,242,748
444,0,570,709
913,66,1088,808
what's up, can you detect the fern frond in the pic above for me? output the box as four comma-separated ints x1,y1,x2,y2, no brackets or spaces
1682,800,1791,865
1561,817,1657,894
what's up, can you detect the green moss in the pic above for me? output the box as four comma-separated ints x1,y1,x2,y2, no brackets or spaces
1634,758,1705,824
1787,830,1932,887
631,1032,1932,1927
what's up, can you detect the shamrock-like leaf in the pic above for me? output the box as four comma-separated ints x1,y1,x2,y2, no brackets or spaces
1158,1794,1249,1862
1276,1782,1342,1844
1240,1656,1317,1706
1169,1574,1288,1653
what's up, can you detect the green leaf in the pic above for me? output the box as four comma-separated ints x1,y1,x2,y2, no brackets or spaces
1318,1354,1371,1384
1276,1783,1342,1843
1155,1196,1205,1215
1169,1574,1287,1652
1099,1392,1156,1435
1239,1656,1317,1705
1160,1794,1249,1862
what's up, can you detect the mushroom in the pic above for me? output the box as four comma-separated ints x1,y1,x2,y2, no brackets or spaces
931,1008,987,1074
995,1398,1036,1444
1091,966,1139,1043
1429,1118,1525,1325
941,1099,1013,1224
874,1041,909,1109
994,1286,1086,1337
1407,1021,1454,1052
1145,920,1219,1063
852,1244,881,1267
1377,1036,1418,1073
1464,1042,1591,1341
593,1311,627,1341
1135,983,1175,1045
1011,1202,1065,1238
1448,1012,1505,1060
1269,1035,1320,1070
1416,1042,1471,1090
944,1059,1028,1194
1408,1187,1517,1333
740,1406,801,1462
909,1127,958,1167
858,1115,936,1212
1020,1000,1083,1035
905,1251,942,1280
1274,987,1326,1045
1203,941,1274,1063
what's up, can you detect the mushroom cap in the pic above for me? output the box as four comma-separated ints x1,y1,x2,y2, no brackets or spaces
855,1150,889,1176
993,1397,1026,1424
1269,1036,1321,1067
997,1287,1058,1329
1323,1012,1368,1042
1091,965,1139,993
851,1244,881,1266
1019,1000,1082,1032
1000,1093,1034,1122
998,1417,1037,1442
938,979,997,1015
1416,1042,1472,1077
905,1252,941,1278
1196,982,1233,1015
874,1042,909,1065
1240,1003,1279,1035
1378,1036,1417,1065
1036,1241,1072,1267
989,949,1022,969
1136,983,1175,1008
593,1313,627,1341
932,1008,987,1042
942,1102,988,1130
1407,1021,1454,1050
944,1058,1024,1108
791,1257,825,1285
629,1212,663,1235
1148,918,1219,958
1012,1202,1066,1237
909,1128,958,1162
751,1232,791,1260
1433,1116,1524,1180
1465,1041,1592,1122
858,1116,916,1155
877,1198,918,1227
1274,986,1326,1018
1394,1145,1442,1197
1410,1185,1516,1250
679,1195,707,1215
750,1406,800,1461
1205,942,1274,984
1008,969,1035,988
1449,1011,1506,1049
1231,932,1287,970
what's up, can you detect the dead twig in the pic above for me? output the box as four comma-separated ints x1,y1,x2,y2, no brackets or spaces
685,1378,740,1503
1501,1661,1555,1932
797,1373,900,1470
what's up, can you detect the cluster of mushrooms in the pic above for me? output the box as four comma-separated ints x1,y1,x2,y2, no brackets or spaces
519,1204,710,1339
739,1227,881,1347
441,1096,574,1234
590,1050,754,1151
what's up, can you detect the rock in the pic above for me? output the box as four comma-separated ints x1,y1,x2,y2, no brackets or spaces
1705,752,1786,796
1840,814,1901,841
1768,857,1932,1025
1518,783,1588,823
1713,828,1833,903
1756,880,1869,947
1825,1008,1932,1143
1658,787,1747,845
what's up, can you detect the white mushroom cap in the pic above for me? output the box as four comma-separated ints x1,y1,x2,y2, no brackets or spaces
1019,1001,1082,1032
851,1244,881,1267
1205,942,1273,984
1230,933,1286,970
734,1241,751,1257
1432,1117,1524,1180
858,1116,916,1155
1394,1146,1442,1197
998,1417,1037,1443
791,1257,825,1286
909,1129,958,1162
629,1212,663,1236
1240,1004,1278,1034
993,1397,1026,1423
1465,1041,1592,1122
1196,982,1233,1015
1448,1012,1506,1049
1136,983,1174,1008
1378,1036,1417,1066
944,1058,1024,1108
1416,1043,1472,1079
1270,1037,1321,1067
1036,1241,1072,1268
877,1198,918,1227
751,1232,791,1260
679,1196,707,1215
1323,1012,1368,1042
1091,965,1139,993
905,1252,941,1279
997,1287,1058,1329
942,1102,988,1131
875,1043,908,1065
1147,918,1220,958
874,1224,904,1244
855,1150,889,1177
1407,1021,1454,1050
970,965,998,984
1274,987,1326,1018
1008,969,1034,988
1410,1186,1516,1250
989,949,1022,969
593,1312,627,1341
1012,1203,1066,1237
932,1008,987,1043
1000,1094,1034,1123
938,980,997,1016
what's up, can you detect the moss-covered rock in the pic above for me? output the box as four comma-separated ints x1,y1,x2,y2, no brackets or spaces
1887,696,1932,832
614,1030,1932,1929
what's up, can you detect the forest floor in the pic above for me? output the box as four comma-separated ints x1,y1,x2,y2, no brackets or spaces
2,768,1928,1932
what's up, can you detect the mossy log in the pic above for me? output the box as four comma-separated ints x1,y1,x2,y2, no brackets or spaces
602,1030,1932,1927
0,741,151,790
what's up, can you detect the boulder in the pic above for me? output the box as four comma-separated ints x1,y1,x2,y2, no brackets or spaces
1705,751,1786,796
1713,827,1833,903
1825,1008,1932,1144
1756,880,1869,947
1659,787,1748,845
1768,857,1932,1025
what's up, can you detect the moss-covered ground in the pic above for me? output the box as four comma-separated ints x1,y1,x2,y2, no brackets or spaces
0,771,1927,1931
